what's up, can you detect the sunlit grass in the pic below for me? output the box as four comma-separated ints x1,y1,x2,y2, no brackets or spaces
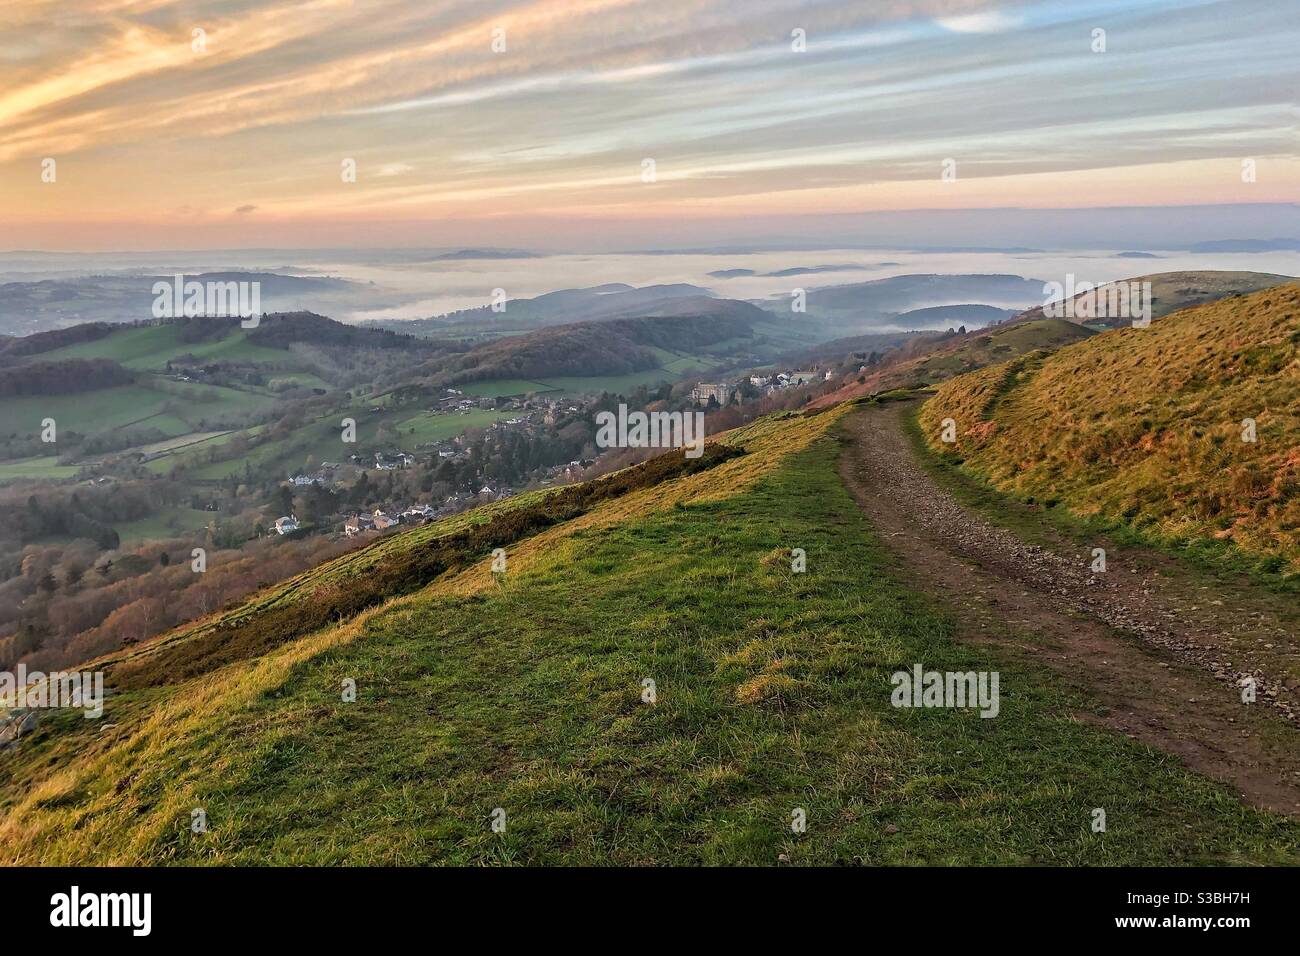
921,285,1300,576
3,406,1296,865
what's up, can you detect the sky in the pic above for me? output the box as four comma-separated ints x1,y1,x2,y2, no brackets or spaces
0,0,1296,251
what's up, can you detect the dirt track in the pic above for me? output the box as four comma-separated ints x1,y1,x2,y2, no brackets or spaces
839,401,1300,815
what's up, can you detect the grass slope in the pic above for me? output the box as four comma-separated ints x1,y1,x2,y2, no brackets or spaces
457,345,724,399
904,318,1093,381
1013,270,1295,330
0,380,276,444
920,284,1300,575
809,317,1094,410
37,323,290,371
2,409,1296,864
0,456,82,481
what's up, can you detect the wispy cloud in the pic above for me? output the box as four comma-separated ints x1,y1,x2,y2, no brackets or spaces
1,0,1295,245
934,9,1023,32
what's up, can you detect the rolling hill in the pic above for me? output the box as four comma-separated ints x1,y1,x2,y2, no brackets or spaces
0,272,370,336
3,403,1297,864
1011,270,1293,330
809,317,1096,409
920,283,1300,574
368,283,729,337
755,273,1045,330
429,309,760,387
0,313,457,479
891,304,1018,330
25,312,445,370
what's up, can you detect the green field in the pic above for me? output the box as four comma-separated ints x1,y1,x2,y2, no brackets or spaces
394,408,512,445
142,425,268,474
0,456,82,481
40,324,290,371
0,379,279,442
539,370,685,395
3,410,1296,864
457,379,555,398
114,507,218,544
0,384,183,437
132,430,232,456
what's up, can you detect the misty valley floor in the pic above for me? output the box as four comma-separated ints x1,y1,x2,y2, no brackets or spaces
3,428,1298,864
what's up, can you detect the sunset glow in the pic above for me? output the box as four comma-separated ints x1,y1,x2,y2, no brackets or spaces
2,0,1295,249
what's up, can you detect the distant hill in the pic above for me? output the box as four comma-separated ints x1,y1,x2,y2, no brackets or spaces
762,264,863,277
10,313,448,369
809,317,1094,409
922,283,1300,573
776,330,921,367
1186,238,1300,253
0,322,117,364
1011,270,1294,330
431,310,756,385
366,283,724,336
245,311,448,351
758,273,1044,330
0,272,369,336
596,294,768,322
426,249,543,260
890,303,1017,330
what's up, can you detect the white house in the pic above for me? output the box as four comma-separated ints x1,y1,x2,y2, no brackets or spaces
274,515,299,535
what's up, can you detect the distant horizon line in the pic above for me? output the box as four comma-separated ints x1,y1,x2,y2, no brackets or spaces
3,202,1296,256
3,241,1298,258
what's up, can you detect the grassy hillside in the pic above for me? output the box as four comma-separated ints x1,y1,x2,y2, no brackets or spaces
2,407,1297,864
810,318,1094,410
0,456,81,481
774,273,1043,328
0,380,276,441
921,283,1300,575
37,322,288,370
891,303,1017,329
35,313,439,372
1013,270,1293,330
445,323,757,399
902,318,1094,382
432,312,754,387
0,315,479,482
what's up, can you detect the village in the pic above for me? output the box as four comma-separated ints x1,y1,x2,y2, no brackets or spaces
273,367,830,540
272,388,603,539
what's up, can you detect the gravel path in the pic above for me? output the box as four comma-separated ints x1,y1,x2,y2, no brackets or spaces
840,401,1300,815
